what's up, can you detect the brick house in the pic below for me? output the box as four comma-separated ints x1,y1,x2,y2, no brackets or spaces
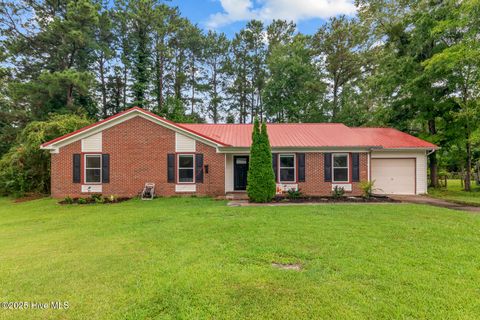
40,107,437,198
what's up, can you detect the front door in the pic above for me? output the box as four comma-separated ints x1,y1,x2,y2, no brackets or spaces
234,156,249,191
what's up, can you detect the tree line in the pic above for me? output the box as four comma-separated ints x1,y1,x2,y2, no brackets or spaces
0,0,479,194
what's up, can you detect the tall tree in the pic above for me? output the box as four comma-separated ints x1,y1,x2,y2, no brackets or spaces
129,0,153,108
203,31,230,123
96,9,115,118
263,35,324,122
314,16,366,121
1,0,100,118
423,0,480,191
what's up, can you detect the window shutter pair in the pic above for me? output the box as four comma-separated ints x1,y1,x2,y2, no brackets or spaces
323,153,360,182
72,154,109,183
272,153,306,182
167,154,204,183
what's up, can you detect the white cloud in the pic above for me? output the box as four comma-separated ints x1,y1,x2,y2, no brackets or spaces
206,0,357,28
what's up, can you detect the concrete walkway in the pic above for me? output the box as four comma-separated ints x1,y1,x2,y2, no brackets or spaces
390,195,480,213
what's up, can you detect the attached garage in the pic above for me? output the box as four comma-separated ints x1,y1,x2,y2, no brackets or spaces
371,158,416,195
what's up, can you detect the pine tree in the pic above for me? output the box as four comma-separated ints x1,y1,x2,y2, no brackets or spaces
247,118,276,202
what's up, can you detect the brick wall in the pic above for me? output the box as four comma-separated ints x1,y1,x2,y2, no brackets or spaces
50,116,225,198
297,152,368,196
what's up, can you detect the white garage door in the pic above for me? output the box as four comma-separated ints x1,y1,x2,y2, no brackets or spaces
371,158,416,195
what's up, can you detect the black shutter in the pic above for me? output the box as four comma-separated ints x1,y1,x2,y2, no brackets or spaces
272,153,278,182
167,154,175,183
73,154,81,183
352,153,360,182
324,153,332,182
195,154,204,183
297,153,305,182
102,154,110,183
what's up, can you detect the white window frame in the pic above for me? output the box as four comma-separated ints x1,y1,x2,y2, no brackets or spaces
332,153,349,183
279,154,296,183
177,154,195,184
84,154,102,184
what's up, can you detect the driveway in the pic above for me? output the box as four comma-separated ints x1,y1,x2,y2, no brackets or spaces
390,195,480,213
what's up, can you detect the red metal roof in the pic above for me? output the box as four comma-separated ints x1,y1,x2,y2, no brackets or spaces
41,107,437,150
181,123,437,149
41,107,230,148
351,127,437,149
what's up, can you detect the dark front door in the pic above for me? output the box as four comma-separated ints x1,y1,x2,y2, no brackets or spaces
234,156,249,191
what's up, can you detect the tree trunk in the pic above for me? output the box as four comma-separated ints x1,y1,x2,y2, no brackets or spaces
465,128,472,191
428,119,438,187
190,57,195,115
332,79,339,121
99,54,107,118
212,66,218,123
66,84,74,109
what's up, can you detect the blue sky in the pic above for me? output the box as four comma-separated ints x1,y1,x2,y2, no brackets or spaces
171,0,357,38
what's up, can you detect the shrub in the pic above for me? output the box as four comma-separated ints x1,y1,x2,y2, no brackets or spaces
0,114,92,195
77,198,87,204
107,195,118,203
95,197,105,204
286,188,303,200
90,194,102,201
360,180,375,198
63,196,74,204
332,186,345,199
246,118,276,203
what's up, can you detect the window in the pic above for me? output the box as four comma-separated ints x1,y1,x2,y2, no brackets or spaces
178,154,194,183
85,154,101,183
279,154,295,182
333,153,349,182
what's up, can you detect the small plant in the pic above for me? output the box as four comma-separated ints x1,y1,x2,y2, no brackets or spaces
77,198,87,204
90,194,102,202
331,186,345,199
286,188,303,200
95,196,105,204
107,195,118,203
63,196,74,204
360,180,375,199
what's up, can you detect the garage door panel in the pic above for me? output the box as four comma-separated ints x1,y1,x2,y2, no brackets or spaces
371,159,415,195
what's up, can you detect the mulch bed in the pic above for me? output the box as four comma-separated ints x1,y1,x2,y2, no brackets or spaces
271,195,399,204
58,197,131,205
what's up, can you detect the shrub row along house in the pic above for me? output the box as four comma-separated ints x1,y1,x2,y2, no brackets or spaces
40,107,437,198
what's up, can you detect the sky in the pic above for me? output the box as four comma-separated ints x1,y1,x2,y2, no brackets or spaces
171,0,357,38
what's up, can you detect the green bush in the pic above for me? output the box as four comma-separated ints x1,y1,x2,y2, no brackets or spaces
64,196,74,204
247,118,276,203
286,189,303,200
77,198,87,204
332,186,345,199
360,181,375,198
0,114,92,195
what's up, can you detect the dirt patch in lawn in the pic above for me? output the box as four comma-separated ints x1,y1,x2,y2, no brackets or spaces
272,262,302,271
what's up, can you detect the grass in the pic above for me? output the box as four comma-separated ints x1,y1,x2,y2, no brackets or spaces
429,179,480,206
1,197,480,319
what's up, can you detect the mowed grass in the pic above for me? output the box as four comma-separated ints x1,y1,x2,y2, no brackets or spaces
429,179,480,205
1,197,480,319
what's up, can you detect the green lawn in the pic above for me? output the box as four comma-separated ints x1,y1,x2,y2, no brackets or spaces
429,179,480,206
1,197,480,319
